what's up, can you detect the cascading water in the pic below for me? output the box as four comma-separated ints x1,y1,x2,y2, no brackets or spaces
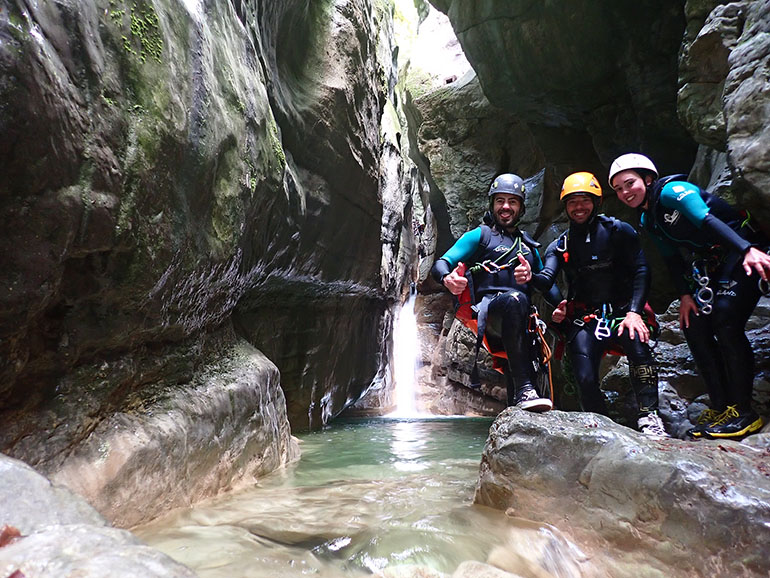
388,284,421,418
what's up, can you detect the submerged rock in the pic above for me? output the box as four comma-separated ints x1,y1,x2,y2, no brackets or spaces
475,408,770,577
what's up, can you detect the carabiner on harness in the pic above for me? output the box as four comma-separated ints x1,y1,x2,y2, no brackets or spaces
759,278,770,297
594,304,612,340
691,261,713,315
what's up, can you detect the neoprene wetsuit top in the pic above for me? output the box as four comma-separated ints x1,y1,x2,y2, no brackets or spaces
534,214,650,315
431,223,551,303
642,177,759,294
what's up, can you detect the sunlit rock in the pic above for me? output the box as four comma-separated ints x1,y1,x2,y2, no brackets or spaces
48,332,299,528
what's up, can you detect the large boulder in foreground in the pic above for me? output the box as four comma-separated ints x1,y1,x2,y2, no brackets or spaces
0,453,195,577
475,409,770,577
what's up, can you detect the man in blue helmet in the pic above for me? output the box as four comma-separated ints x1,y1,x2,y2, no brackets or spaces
431,174,557,412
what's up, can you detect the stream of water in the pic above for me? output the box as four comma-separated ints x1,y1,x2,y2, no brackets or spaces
134,417,587,577
134,296,589,577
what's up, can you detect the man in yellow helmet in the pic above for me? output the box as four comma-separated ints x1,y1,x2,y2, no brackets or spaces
526,172,668,437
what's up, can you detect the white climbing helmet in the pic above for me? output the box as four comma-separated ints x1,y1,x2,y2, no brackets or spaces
608,153,659,187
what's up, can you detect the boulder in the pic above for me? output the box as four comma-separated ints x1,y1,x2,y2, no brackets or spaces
0,453,196,577
475,408,770,577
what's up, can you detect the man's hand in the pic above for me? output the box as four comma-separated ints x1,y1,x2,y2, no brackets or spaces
513,253,532,284
617,311,649,343
551,299,568,323
678,294,699,329
443,263,468,295
743,247,770,281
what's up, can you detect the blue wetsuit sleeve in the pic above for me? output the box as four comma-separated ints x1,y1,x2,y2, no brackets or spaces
430,228,482,284
439,228,483,267
660,181,751,254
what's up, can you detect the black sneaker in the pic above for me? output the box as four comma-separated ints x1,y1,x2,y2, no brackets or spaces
686,408,724,439
702,407,764,439
515,385,552,413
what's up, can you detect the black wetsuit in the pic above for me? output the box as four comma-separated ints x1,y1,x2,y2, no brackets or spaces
432,221,559,405
641,177,768,413
533,214,658,416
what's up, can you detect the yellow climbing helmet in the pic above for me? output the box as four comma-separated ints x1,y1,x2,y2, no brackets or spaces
560,172,603,202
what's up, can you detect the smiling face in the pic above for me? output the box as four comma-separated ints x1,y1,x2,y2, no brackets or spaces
611,169,650,209
564,193,595,225
492,193,523,229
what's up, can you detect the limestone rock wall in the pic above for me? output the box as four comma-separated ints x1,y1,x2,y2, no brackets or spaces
0,0,408,523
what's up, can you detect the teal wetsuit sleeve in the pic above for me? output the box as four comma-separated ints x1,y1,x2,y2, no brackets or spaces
532,247,544,272
660,181,751,254
439,228,483,267
659,181,709,226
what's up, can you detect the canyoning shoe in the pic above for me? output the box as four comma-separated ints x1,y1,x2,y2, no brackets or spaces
638,411,669,439
686,408,724,439
515,385,552,413
702,408,764,439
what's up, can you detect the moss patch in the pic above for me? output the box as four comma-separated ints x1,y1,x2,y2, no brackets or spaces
109,0,164,64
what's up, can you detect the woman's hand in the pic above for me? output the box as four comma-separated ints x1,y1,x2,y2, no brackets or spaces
679,294,699,329
743,247,770,281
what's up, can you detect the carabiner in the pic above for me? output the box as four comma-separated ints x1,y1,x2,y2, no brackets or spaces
696,285,714,315
594,317,612,340
480,261,502,274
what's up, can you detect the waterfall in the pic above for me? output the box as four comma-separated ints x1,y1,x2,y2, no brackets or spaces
388,285,421,417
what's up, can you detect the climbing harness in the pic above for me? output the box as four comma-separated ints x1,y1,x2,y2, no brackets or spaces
468,236,524,275
691,260,714,315
569,304,613,340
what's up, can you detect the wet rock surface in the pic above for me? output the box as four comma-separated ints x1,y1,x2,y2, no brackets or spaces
0,0,406,528
475,408,770,577
0,453,196,577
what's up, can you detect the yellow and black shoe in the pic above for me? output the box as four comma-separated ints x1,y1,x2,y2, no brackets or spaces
687,407,727,439
702,407,764,439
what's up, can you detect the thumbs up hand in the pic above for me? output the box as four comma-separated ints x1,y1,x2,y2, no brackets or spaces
443,262,469,295
514,253,532,284
552,299,568,323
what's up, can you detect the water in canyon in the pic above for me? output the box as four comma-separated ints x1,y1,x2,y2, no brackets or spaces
134,297,587,576
134,417,586,577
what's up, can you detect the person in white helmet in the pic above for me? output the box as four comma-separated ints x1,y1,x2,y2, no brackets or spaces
609,153,770,440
